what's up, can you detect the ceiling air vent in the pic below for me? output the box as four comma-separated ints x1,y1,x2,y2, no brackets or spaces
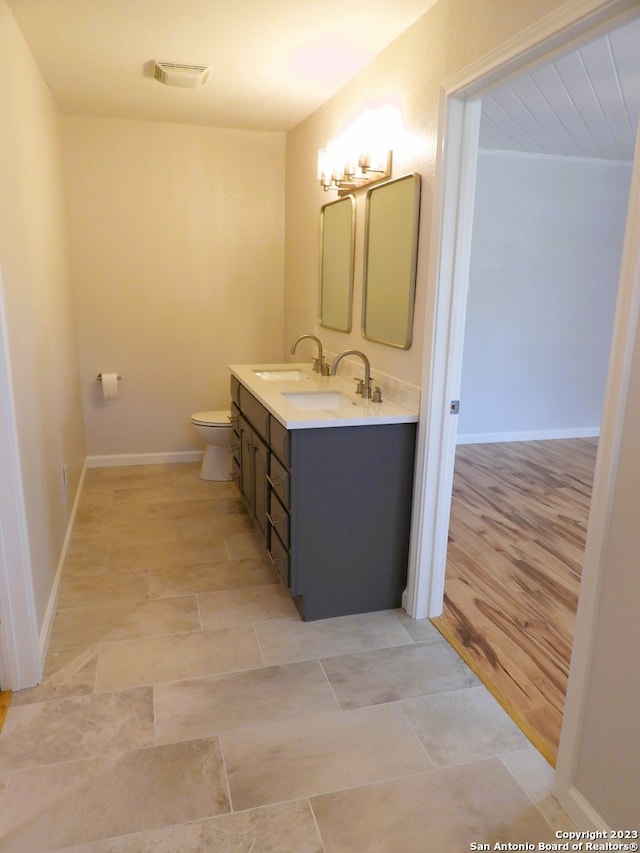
153,61,211,89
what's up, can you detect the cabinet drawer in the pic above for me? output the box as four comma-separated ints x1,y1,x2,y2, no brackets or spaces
239,386,270,443
267,489,289,548
230,376,241,406
269,416,290,467
268,455,290,508
268,530,289,587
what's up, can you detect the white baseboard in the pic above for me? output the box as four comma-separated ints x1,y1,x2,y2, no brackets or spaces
456,427,600,445
556,784,610,831
86,450,204,468
37,450,204,669
38,457,88,669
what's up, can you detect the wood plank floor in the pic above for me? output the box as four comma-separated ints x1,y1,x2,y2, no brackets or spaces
0,691,11,733
432,438,598,766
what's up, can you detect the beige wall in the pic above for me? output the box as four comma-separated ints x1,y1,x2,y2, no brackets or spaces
284,0,639,827
0,0,85,629
284,0,562,383
63,117,286,457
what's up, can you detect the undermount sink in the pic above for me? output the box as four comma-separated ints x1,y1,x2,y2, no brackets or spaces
282,390,360,411
254,369,308,381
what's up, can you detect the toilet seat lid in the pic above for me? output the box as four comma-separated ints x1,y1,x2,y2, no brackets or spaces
191,410,230,426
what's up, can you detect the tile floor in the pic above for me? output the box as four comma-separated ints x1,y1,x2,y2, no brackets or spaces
0,463,577,851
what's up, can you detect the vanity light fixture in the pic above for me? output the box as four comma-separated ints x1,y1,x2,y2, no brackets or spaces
317,145,392,194
317,106,401,194
318,104,399,195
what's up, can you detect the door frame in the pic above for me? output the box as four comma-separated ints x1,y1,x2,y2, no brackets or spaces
0,268,41,691
404,0,640,827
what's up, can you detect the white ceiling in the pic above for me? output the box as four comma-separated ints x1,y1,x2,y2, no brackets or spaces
7,2,639,159
479,16,640,162
6,0,438,132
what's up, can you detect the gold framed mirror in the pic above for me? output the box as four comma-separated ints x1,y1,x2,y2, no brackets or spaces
362,173,421,349
319,195,355,332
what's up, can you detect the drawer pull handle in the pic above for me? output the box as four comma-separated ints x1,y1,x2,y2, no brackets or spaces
267,475,280,487
267,550,280,566
267,513,283,527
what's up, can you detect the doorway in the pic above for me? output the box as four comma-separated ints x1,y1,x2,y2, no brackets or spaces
404,0,640,821
433,83,635,763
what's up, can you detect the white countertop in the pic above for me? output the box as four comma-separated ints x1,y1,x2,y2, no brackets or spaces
230,363,419,430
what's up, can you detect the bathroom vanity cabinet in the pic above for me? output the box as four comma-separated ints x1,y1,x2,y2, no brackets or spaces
230,374,416,621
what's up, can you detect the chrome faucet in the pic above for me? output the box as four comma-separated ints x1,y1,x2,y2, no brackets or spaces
330,349,374,399
290,334,327,374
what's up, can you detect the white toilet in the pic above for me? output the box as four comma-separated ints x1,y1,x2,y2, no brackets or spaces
191,410,233,481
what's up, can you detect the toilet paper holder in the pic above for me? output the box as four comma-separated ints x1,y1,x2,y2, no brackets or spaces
96,373,122,381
